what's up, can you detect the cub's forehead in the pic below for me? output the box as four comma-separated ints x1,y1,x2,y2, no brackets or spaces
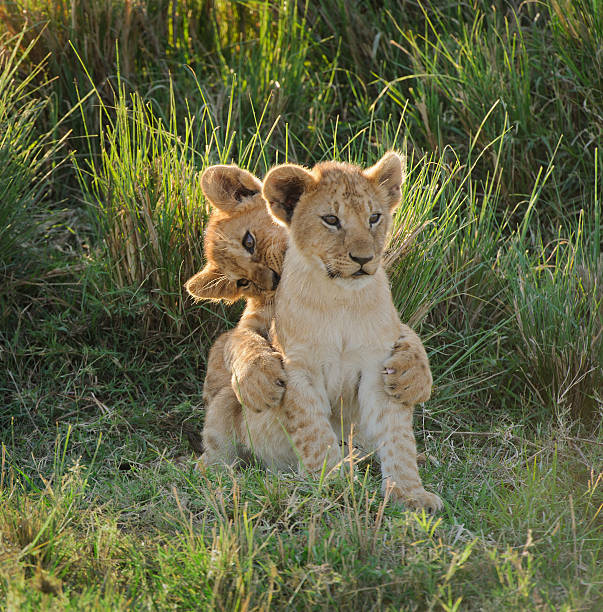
213,207,271,234
311,166,376,212
206,234,249,279
204,217,241,262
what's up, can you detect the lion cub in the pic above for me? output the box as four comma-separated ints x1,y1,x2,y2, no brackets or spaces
263,152,442,511
185,165,294,467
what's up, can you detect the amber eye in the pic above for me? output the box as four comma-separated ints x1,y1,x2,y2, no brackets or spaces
242,231,255,254
321,215,341,228
369,212,381,226
237,278,250,288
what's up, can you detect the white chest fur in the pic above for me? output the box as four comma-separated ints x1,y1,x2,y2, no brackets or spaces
275,246,402,408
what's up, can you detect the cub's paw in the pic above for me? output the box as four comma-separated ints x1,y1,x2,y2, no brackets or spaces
232,351,286,412
196,454,208,471
197,448,238,469
301,443,344,475
388,486,443,513
382,335,432,405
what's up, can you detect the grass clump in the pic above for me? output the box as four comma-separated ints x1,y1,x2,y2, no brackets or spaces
0,30,60,275
506,208,602,425
375,1,602,223
75,82,208,331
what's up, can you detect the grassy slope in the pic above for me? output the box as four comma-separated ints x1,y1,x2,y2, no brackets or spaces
1,1,601,609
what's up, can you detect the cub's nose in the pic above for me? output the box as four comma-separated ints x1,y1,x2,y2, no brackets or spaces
349,253,373,266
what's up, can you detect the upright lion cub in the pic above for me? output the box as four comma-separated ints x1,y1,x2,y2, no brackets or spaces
263,152,442,511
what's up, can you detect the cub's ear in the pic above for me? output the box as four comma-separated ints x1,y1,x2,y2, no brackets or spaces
364,151,406,210
262,164,315,226
201,165,262,213
184,264,239,303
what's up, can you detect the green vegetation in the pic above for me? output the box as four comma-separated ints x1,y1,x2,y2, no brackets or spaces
1,1,601,609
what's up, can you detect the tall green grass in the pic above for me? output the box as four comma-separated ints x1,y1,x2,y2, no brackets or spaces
379,1,601,222
3,1,600,223
505,202,602,425
0,30,60,274
74,81,208,331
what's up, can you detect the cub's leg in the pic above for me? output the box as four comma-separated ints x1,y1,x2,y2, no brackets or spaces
201,332,297,469
200,332,242,466
358,367,442,512
281,364,342,473
381,324,432,405
199,387,241,466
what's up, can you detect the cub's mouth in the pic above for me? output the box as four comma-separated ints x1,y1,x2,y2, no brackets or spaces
323,259,376,280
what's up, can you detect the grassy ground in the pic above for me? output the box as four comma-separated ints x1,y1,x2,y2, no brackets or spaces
1,1,601,609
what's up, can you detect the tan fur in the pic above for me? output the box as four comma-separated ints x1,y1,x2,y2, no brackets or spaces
185,165,294,467
264,152,442,511
201,332,297,468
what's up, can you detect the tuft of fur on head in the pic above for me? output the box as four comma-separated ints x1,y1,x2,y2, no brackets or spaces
185,165,287,304
262,152,406,280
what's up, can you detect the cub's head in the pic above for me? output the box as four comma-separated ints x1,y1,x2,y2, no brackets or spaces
185,165,287,303
263,152,405,280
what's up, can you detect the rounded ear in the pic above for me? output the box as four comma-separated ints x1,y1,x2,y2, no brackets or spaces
364,151,407,210
184,264,239,303
262,164,315,226
201,165,262,213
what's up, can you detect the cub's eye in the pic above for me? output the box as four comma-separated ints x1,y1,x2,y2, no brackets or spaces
237,278,250,288
242,231,255,254
369,213,382,226
321,215,341,228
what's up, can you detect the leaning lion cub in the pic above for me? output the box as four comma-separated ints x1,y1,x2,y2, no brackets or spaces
185,165,295,467
264,152,442,511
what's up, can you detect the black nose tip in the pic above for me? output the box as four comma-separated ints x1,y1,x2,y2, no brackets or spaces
349,253,373,266
271,269,280,290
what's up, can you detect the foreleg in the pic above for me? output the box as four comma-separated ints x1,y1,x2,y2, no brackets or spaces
224,327,286,412
381,324,432,405
359,370,442,512
281,366,342,474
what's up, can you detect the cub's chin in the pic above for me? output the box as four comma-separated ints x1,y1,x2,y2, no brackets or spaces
331,273,374,290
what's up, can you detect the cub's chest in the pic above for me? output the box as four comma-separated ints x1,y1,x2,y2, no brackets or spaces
276,266,401,358
304,318,393,402
302,307,396,353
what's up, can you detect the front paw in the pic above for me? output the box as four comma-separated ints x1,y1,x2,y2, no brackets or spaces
232,352,286,412
382,335,432,405
388,486,443,513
